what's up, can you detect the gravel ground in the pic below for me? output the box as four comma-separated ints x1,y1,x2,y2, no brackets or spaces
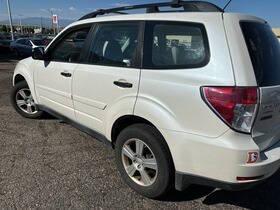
0,52,280,209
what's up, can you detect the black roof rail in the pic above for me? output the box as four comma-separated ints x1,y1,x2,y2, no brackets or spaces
79,0,224,20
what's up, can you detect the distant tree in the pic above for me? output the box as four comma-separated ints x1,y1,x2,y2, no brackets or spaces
12,26,17,33
0,25,8,33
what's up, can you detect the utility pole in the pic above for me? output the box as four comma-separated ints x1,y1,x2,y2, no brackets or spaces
48,9,55,35
56,16,59,34
18,15,23,35
40,16,43,34
6,0,14,40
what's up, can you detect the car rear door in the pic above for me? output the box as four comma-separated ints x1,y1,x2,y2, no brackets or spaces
241,21,280,151
72,21,142,134
34,25,92,120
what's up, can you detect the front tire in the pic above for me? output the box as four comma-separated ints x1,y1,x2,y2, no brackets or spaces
115,124,174,199
11,81,43,119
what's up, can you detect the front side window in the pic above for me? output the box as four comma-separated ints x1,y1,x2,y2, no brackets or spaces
50,27,90,63
87,22,140,67
143,21,209,69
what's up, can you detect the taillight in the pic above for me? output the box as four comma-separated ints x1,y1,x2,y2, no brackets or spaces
202,87,258,134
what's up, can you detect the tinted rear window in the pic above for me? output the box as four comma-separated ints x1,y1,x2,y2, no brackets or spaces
143,21,209,69
241,22,280,87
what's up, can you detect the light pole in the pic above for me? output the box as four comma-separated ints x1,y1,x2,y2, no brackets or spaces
40,16,43,34
42,9,60,35
48,9,55,35
17,14,24,35
19,18,22,34
56,15,59,34
6,0,14,40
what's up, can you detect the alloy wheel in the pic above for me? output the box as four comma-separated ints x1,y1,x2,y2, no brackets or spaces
15,88,38,115
121,138,158,187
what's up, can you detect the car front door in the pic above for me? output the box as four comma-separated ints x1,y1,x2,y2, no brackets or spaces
23,40,32,57
72,21,142,134
16,39,26,55
34,25,92,120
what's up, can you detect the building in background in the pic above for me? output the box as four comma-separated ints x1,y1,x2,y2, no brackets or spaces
34,28,42,34
273,28,280,38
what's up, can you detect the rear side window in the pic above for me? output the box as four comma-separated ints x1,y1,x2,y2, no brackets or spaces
143,21,209,69
241,22,280,87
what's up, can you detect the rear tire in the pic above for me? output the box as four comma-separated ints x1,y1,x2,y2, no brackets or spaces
11,81,43,119
115,124,174,199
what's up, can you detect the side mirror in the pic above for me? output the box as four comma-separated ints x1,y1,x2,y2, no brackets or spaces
32,47,45,60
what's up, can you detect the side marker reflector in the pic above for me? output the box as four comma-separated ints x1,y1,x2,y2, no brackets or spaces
237,175,264,181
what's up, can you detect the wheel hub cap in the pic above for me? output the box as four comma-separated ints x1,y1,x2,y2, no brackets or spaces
121,138,158,187
133,158,143,169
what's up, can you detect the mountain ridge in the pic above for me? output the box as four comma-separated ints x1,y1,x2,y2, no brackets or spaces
0,17,75,28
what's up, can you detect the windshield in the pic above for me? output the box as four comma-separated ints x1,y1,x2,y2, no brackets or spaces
241,22,280,87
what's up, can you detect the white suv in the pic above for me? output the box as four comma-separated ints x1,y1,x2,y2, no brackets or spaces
10,1,280,198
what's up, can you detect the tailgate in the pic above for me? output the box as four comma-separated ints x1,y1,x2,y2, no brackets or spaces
240,21,280,151
252,87,280,151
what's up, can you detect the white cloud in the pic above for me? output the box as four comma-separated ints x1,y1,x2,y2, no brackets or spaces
69,6,76,11
112,3,131,7
40,8,62,13
40,9,48,13
50,8,63,13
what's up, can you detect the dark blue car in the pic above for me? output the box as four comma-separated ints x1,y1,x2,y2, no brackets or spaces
10,38,46,58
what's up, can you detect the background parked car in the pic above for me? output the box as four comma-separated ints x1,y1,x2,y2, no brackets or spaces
10,38,46,58
42,37,53,46
0,33,12,52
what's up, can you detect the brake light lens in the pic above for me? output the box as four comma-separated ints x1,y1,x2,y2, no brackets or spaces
202,87,258,133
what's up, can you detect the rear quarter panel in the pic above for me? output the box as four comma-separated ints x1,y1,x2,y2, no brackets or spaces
134,13,234,138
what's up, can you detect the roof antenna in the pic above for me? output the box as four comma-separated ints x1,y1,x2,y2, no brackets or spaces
223,0,233,11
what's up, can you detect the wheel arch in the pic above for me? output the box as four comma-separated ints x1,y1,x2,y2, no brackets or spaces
110,115,175,169
111,114,176,189
111,115,153,146
14,74,26,86
12,71,38,104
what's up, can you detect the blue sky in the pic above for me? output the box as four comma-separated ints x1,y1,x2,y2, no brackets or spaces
0,0,279,27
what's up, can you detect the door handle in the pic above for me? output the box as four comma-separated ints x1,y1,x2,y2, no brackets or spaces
61,72,72,77
113,81,133,88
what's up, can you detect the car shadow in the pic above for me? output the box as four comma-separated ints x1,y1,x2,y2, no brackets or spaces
0,51,19,62
163,185,215,202
164,171,280,209
0,58,18,63
39,112,57,120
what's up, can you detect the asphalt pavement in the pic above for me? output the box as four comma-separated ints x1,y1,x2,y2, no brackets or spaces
0,52,280,209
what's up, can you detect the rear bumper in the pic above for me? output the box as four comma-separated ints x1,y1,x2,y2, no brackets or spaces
160,129,280,191
175,172,264,191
